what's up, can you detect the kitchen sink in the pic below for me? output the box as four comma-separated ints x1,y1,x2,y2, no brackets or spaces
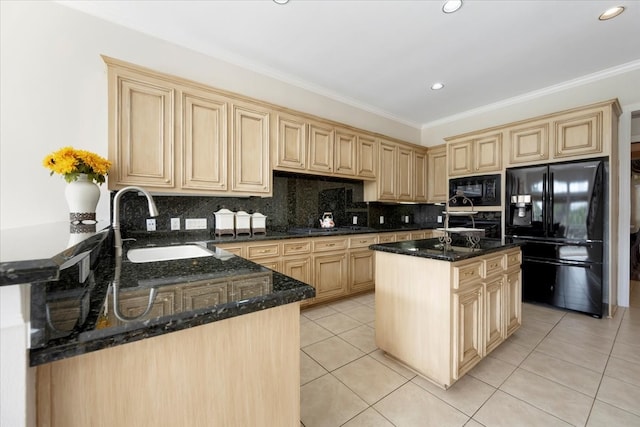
126,244,215,263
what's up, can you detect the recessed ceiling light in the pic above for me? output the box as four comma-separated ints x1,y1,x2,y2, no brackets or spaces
442,0,463,14
273,0,289,4
599,6,625,20
431,82,445,90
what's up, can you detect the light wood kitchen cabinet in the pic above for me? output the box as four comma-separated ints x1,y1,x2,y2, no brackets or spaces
107,68,176,189
447,133,502,177
273,113,307,171
182,90,228,191
105,57,271,197
348,235,377,294
308,121,335,173
395,231,413,241
335,128,357,176
414,148,428,202
397,145,414,201
110,289,177,326
452,284,483,380
313,252,348,302
356,134,377,179
374,246,522,389
231,102,271,194
375,140,398,200
182,281,229,310
508,121,550,165
427,145,448,203
378,233,396,243
552,108,604,158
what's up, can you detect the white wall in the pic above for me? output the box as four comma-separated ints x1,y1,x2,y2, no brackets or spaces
0,0,421,232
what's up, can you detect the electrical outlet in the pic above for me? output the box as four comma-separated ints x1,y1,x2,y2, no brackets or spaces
185,218,207,230
405,216,410,223
171,218,181,230
437,215,443,223
146,218,156,231
379,216,384,224
352,216,358,225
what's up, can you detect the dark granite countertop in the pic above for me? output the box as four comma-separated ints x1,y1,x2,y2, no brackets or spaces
29,231,316,366
370,237,521,262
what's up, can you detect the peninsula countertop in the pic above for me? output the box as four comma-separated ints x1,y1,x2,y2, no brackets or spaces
370,236,521,262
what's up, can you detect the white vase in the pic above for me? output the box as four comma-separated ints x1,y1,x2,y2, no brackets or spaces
65,173,100,223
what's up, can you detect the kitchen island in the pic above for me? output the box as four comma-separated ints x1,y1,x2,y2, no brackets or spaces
370,236,522,389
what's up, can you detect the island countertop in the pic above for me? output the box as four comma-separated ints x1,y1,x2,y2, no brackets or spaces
29,229,315,366
370,236,521,262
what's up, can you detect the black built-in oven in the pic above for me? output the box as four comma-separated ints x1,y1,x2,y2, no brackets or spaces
449,174,501,207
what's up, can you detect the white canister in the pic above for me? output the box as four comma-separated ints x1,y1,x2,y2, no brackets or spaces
251,212,267,235
235,211,252,236
214,208,235,237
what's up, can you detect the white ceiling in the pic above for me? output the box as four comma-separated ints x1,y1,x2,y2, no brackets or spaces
58,0,640,128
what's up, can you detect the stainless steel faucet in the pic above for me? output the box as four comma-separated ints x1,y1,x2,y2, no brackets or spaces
112,186,159,257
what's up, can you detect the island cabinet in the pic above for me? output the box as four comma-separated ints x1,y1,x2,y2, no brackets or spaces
374,246,522,389
427,144,448,203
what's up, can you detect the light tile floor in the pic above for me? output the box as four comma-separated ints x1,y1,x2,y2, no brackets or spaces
299,280,640,427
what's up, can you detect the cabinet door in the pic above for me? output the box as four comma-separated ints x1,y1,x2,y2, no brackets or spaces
484,278,505,355
349,249,375,293
452,285,483,379
505,269,522,337
111,289,177,326
475,134,502,173
110,73,175,190
182,91,228,191
378,141,397,200
229,274,272,300
308,122,334,173
182,281,228,310
448,140,473,177
356,135,377,179
428,145,448,202
274,114,306,170
397,146,414,201
414,149,428,202
335,129,357,176
231,103,270,194
313,253,348,302
378,233,396,243
283,256,311,284
508,122,549,165
553,109,603,158
395,232,412,241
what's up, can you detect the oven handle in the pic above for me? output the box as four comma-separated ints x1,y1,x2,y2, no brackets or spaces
524,257,594,268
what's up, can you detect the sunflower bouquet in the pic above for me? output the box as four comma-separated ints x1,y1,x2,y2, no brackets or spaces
43,146,112,185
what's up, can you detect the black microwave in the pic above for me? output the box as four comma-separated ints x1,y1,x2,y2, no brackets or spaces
449,174,501,207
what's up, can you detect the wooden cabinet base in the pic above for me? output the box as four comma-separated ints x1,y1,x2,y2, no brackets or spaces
37,303,300,427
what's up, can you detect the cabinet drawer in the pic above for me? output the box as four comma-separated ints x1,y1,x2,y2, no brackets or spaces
483,255,505,278
313,238,348,252
246,243,281,259
452,260,483,289
283,240,311,255
349,235,377,248
378,233,396,243
395,232,412,241
504,250,522,269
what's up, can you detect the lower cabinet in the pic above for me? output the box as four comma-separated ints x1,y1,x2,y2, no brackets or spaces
313,252,349,302
452,285,483,380
349,249,375,294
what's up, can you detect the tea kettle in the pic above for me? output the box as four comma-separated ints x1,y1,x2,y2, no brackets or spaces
319,212,335,228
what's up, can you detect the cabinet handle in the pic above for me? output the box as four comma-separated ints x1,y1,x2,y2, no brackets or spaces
360,240,368,244
327,243,335,247
464,271,475,277
292,246,303,250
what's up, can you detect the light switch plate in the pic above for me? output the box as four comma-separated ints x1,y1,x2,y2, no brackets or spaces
171,218,181,230
146,218,156,231
352,216,358,225
379,216,384,224
437,215,443,223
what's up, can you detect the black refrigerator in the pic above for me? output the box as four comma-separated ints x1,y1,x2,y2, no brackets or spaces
505,158,607,317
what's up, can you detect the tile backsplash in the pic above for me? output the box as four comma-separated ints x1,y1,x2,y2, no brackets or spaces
112,172,445,235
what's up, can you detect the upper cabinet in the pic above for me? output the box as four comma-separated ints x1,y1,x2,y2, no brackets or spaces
414,148,428,202
427,145,448,203
105,57,271,196
356,134,377,179
334,128,357,176
447,132,502,177
108,69,176,189
274,113,307,170
308,121,335,173
364,140,422,202
230,102,271,194
505,100,620,167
